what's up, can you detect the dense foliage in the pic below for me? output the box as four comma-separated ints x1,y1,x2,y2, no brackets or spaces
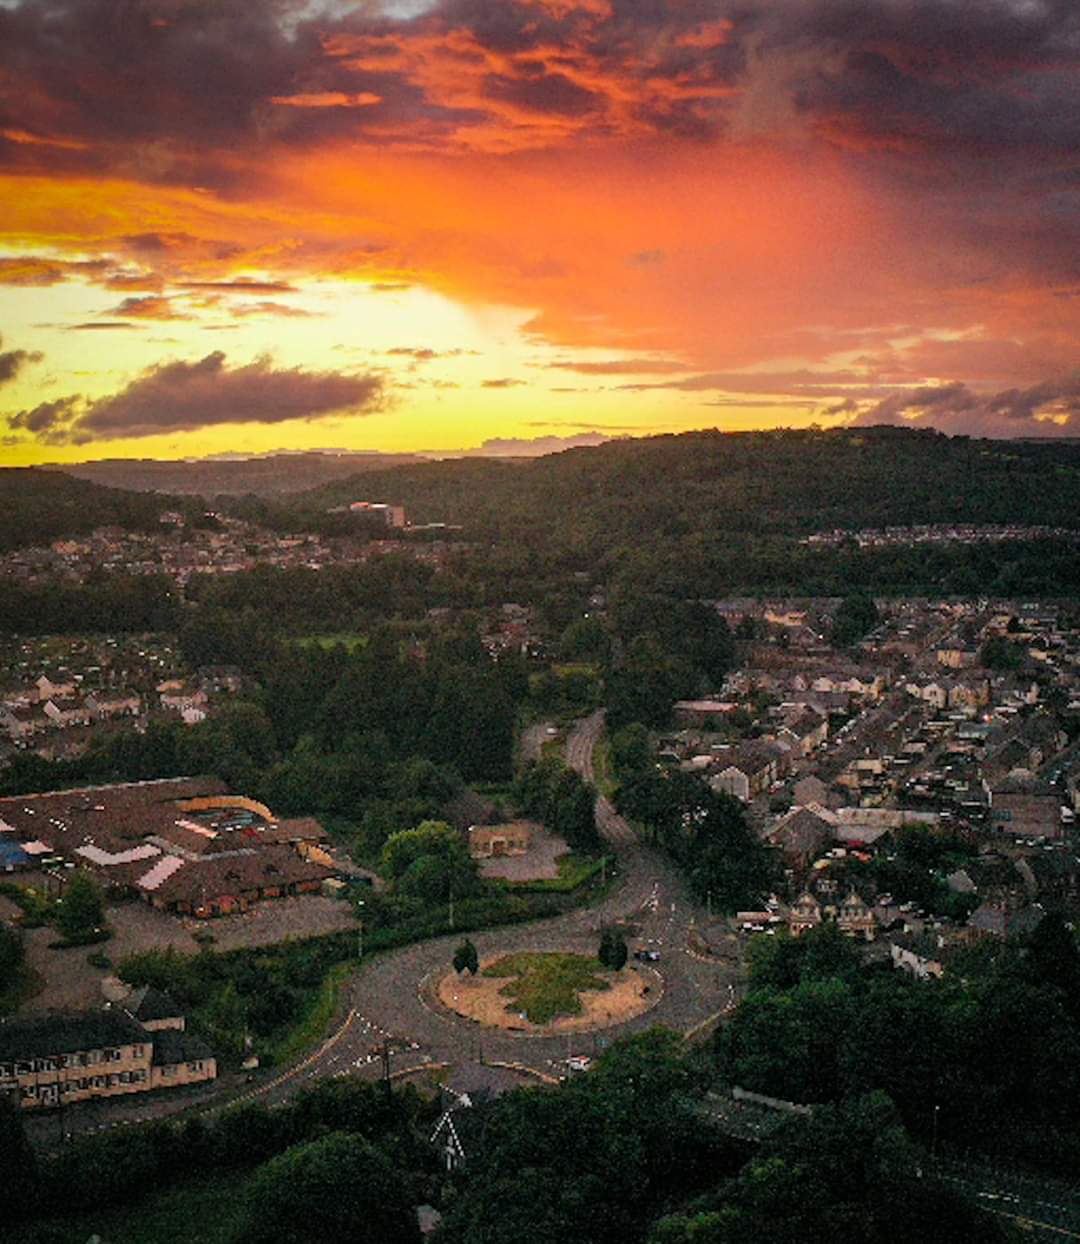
719,917,1080,1174
613,748,776,911
0,469,176,553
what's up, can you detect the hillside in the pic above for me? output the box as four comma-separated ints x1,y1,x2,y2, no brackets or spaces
0,469,179,553
57,451,426,496
306,426,1080,544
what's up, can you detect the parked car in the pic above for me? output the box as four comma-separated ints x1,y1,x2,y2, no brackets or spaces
634,949,661,962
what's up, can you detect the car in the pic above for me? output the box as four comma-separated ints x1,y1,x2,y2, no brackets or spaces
634,949,661,962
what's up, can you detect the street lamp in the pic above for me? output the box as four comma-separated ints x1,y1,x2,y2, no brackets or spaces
356,899,364,959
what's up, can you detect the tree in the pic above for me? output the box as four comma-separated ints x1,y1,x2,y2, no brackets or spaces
56,871,105,941
453,938,479,975
831,594,880,648
237,1131,420,1244
382,820,481,903
0,922,25,994
598,929,628,971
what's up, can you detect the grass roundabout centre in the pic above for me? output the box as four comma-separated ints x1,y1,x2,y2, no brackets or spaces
436,950,662,1034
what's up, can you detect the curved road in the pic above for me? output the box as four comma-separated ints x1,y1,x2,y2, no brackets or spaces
35,713,738,1141
255,711,735,1100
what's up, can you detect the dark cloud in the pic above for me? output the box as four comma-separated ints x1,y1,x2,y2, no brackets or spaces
0,337,43,385
106,295,191,320
615,367,889,396
6,350,384,443
73,350,383,439
6,395,81,438
181,279,298,294
481,377,525,388
0,255,110,285
388,347,439,360
2,0,1079,183
65,321,138,331
855,373,1080,436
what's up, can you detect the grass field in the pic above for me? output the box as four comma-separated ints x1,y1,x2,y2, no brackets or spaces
293,632,368,652
483,951,609,1024
10,1173,248,1244
503,853,609,894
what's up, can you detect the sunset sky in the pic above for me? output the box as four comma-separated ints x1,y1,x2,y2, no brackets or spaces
1,0,1079,464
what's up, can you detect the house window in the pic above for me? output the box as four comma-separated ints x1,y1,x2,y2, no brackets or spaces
106,1047,123,1062
162,1065,175,1078
133,1070,147,1083
132,1045,144,1057
85,1050,101,1065
107,1074,119,1087
15,1061,32,1075
189,1060,204,1073
0,1064,11,1080
92,1076,105,1088
119,1071,132,1084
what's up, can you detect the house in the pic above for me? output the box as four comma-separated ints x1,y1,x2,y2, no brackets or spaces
889,931,945,978
788,892,823,936
468,822,531,859
990,777,1062,840
0,778,336,919
0,1002,216,1111
767,807,834,874
793,775,837,808
708,741,786,802
673,700,738,728
778,709,828,756
836,890,877,941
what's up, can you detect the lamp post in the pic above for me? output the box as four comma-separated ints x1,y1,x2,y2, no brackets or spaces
356,900,364,960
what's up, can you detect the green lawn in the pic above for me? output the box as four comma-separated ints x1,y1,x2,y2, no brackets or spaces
293,632,368,652
10,1172,248,1244
483,951,609,1024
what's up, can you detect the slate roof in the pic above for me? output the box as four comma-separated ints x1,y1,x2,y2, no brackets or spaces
126,986,182,1024
151,1028,214,1066
0,1009,146,1061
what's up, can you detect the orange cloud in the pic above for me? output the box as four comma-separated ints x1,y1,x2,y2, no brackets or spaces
270,92,382,108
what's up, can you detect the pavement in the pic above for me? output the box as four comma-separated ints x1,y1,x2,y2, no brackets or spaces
26,712,741,1139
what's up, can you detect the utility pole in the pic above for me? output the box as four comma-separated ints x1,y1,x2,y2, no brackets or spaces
356,899,365,959
382,1038,392,1102
449,881,455,931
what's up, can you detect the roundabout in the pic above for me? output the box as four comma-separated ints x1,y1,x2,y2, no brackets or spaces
433,951,663,1035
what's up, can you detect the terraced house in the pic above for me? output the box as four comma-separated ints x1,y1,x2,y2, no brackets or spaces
0,989,215,1111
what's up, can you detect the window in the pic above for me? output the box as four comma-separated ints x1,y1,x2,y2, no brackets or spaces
132,1045,144,1058
106,1048,123,1062
189,1061,204,1073
133,1070,147,1083
86,1050,101,1065
162,1066,175,1078
120,1071,132,1084
0,1063,11,1080
91,1076,105,1088
107,1074,119,1087
15,1061,31,1075
21,1085,36,1099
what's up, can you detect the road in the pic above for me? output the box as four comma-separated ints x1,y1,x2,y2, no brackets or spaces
30,712,736,1141
246,711,732,1103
